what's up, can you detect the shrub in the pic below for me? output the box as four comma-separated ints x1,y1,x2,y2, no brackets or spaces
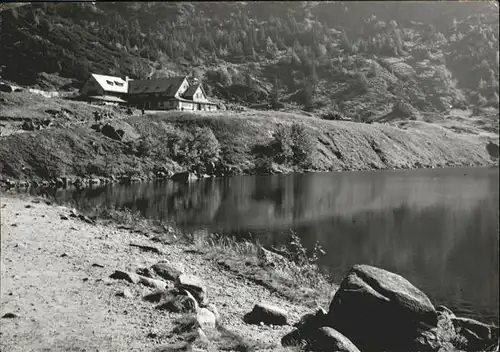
352,72,370,94
272,123,294,162
272,123,316,167
290,123,316,167
169,126,220,169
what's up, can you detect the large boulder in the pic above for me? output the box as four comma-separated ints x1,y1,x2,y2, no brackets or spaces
243,303,288,326
100,121,139,142
327,264,438,352
170,171,198,183
101,124,123,141
175,274,207,306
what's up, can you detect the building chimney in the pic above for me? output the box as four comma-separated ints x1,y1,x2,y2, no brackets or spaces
125,76,130,82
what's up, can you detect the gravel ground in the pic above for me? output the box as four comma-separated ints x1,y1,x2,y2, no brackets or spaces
0,194,320,351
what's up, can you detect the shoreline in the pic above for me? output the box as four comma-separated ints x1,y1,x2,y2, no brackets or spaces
1,108,498,190
0,193,335,351
1,161,497,192
1,193,498,351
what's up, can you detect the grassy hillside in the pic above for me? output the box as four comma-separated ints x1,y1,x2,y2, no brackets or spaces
0,94,496,183
0,2,498,120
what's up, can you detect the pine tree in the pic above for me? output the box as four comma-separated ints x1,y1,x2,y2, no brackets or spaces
272,71,280,109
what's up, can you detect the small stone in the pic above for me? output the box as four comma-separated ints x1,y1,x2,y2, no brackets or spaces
60,215,69,220
139,276,168,290
110,270,141,284
151,262,183,282
2,313,18,319
244,303,288,326
60,253,68,257
91,263,104,268
196,307,216,330
116,288,133,299
156,294,197,313
129,243,161,255
206,303,220,322
175,274,207,306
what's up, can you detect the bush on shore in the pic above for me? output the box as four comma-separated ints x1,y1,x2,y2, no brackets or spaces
135,126,221,171
271,122,316,168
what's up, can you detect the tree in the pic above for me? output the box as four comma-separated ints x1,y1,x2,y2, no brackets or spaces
304,79,315,111
272,71,280,109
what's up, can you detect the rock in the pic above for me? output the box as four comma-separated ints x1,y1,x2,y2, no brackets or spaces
2,313,18,319
116,288,133,299
60,215,69,220
138,276,168,290
282,308,328,347
101,124,123,141
452,317,492,340
175,274,208,306
136,267,153,278
196,307,217,330
110,270,167,289
129,243,162,255
195,328,210,345
78,214,94,224
244,303,288,326
156,294,197,313
109,270,141,284
171,171,198,183
458,327,490,351
436,305,455,317
206,303,220,322
152,342,191,352
486,141,499,159
144,289,171,303
257,246,291,269
151,262,183,282
295,307,328,329
308,327,360,352
327,264,437,352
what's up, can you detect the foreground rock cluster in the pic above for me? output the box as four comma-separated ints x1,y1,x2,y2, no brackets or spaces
108,257,498,351
279,264,499,352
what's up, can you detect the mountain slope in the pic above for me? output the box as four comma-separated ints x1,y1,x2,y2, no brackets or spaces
0,2,498,121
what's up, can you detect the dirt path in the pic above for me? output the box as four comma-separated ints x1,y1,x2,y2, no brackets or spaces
0,194,315,351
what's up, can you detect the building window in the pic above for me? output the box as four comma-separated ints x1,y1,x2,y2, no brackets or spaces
106,80,114,85
115,82,124,87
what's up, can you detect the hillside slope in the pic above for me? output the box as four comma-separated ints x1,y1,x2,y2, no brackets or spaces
0,2,498,121
0,105,496,183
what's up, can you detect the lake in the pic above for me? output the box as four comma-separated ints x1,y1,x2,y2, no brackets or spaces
38,167,499,324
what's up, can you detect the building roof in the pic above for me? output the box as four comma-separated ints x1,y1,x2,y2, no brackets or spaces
182,84,201,98
128,76,187,96
91,73,128,94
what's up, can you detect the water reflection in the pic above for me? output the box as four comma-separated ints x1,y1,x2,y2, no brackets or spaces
38,167,499,323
